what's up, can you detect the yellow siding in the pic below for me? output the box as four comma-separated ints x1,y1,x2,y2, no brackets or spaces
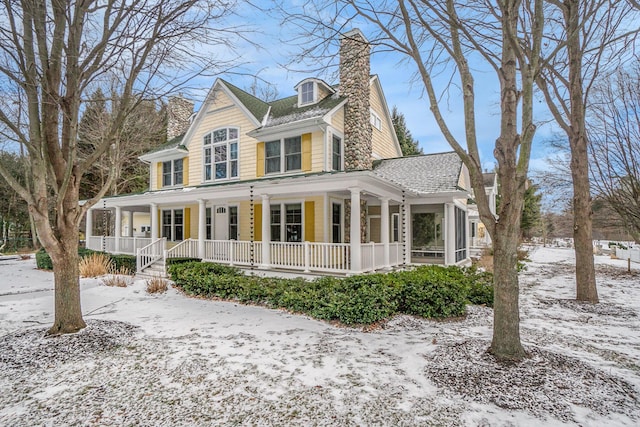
256,142,265,177
185,87,260,185
370,84,402,159
331,108,344,131
238,201,252,241
302,133,312,171
310,130,324,172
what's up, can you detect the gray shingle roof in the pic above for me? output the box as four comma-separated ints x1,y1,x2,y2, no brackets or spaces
373,152,465,194
483,172,496,187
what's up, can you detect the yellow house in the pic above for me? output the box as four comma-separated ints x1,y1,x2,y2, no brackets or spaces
86,29,472,276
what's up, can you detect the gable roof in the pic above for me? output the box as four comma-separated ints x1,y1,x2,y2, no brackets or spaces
219,79,270,123
372,152,466,194
483,172,497,188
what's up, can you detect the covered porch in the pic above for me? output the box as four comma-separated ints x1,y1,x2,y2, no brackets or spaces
85,171,470,275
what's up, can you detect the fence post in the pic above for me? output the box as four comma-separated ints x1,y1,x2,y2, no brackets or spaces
229,241,235,266
370,242,375,272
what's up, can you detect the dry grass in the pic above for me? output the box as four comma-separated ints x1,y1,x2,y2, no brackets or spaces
79,253,114,277
101,265,134,287
146,275,168,294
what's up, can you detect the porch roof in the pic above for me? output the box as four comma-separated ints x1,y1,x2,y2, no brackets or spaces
372,152,467,195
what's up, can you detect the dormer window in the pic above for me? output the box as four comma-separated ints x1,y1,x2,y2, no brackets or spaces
301,81,314,105
295,78,335,107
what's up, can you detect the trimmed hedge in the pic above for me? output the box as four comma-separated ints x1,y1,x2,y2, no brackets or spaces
168,262,494,325
36,248,136,273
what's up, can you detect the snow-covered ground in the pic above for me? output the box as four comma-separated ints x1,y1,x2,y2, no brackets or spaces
0,247,639,426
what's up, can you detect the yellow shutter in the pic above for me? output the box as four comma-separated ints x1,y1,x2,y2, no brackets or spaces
256,142,265,177
156,162,163,189
254,203,262,241
302,133,312,171
182,157,189,186
304,201,315,242
184,207,191,239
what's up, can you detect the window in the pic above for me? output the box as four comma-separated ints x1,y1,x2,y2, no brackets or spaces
332,202,342,243
206,207,212,240
370,110,382,131
265,136,302,174
270,205,281,242
270,203,303,242
285,203,302,242
455,207,467,262
332,134,342,171
229,206,238,240
301,81,314,104
162,209,183,241
392,213,400,242
203,127,239,181
162,159,183,187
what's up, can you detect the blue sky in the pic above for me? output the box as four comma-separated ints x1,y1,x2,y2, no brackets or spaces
184,3,558,174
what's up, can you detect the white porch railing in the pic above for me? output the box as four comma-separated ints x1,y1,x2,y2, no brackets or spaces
308,242,351,273
166,238,199,259
136,238,166,273
86,236,151,255
389,242,402,266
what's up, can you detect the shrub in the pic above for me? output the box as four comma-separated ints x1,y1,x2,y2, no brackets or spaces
396,266,468,318
167,261,494,325
101,274,131,287
79,253,113,277
109,254,136,273
166,257,202,266
146,275,169,294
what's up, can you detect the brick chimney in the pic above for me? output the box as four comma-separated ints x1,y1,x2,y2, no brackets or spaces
166,96,194,141
340,29,372,171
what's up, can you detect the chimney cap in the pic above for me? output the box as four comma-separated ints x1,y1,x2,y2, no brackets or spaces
340,28,368,43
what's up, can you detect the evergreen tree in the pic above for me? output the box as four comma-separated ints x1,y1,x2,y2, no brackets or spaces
521,183,542,240
391,106,422,156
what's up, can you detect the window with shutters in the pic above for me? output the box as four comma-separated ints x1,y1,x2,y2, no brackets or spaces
162,159,183,187
264,136,302,174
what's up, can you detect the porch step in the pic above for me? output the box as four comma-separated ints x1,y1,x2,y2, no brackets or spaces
135,260,168,280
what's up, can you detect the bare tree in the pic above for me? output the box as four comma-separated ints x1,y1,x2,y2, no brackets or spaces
0,0,245,335
589,65,640,242
280,0,543,361
535,0,639,303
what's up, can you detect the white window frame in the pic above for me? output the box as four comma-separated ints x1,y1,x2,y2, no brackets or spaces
202,127,239,182
331,133,343,171
162,159,183,187
370,109,382,131
331,201,343,243
392,213,400,243
265,136,302,175
161,208,184,242
299,81,315,106
269,201,305,242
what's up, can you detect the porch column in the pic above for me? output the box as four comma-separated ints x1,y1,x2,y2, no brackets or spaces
126,210,134,237
198,199,206,259
445,202,456,265
260,194,271,269
350,187,361,273
380,197,390,269
115,206,122,253
85,209,93,248
150,203,158,240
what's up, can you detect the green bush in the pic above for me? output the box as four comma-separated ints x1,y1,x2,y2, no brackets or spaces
110,254,136,272
168,261,494,325
166,257,202,266
396,266,468,318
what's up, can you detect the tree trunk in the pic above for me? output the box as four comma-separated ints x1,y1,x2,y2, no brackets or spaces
490,215,527,361
48,234,85,335
571,133,598,302
566,0,598,303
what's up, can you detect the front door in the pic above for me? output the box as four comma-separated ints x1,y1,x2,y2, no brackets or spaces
214,206,228,240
